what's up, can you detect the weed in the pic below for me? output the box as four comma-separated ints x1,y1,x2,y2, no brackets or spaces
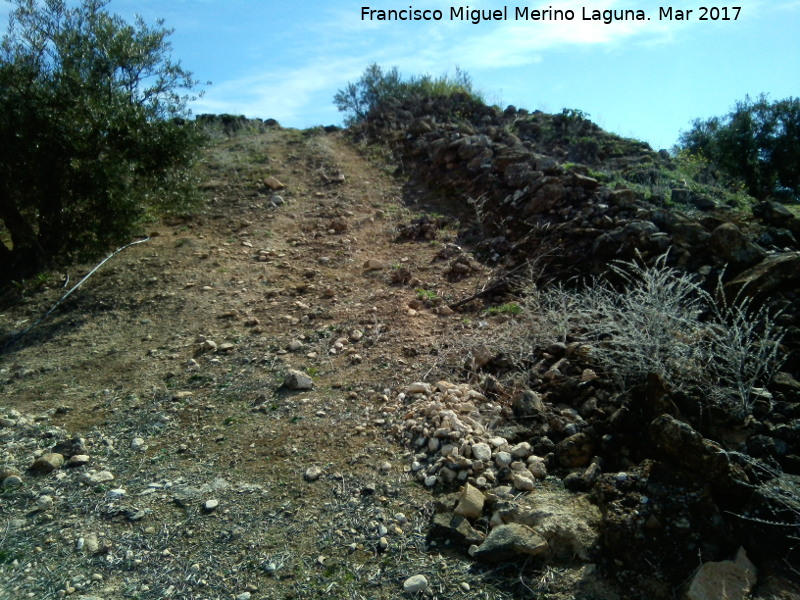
485,302,523,316
415,289,438,302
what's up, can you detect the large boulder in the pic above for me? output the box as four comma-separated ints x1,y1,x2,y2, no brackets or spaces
708,223,766,270
724,252,800,303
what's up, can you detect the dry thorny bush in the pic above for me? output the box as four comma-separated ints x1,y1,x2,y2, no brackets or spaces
431,252,785,418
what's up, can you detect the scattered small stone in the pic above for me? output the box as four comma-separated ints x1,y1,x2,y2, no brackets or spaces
30,453,65,474
363,259,386,271
3,475,23,488
203,499,220,513
403,574,429,594
80,470,115,487
36,495,54,511
304,466,323,482
67,455,90,468
264,176,285,190
377,537,389,551
284,369,313,390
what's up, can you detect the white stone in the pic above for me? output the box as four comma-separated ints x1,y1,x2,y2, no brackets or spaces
80,470,115,486
471,443,492,462
403,575,429,594
495,452,513,467
510,442,532,458
304,466,323,482
513,472,536,491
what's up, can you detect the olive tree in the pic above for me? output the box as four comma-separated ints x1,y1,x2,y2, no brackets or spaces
0,0,203,284
678,95,800,201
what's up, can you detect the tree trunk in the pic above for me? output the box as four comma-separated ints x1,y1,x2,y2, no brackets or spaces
0,196,45,282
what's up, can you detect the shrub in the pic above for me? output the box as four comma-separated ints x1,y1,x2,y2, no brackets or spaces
521,253,784,414
333,63,482,126
0,0,204,285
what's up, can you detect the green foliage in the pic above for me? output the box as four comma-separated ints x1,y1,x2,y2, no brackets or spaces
485,302,523,316
333,63,482,126
678,94,800,201
0,0,204,284
415,288,438,302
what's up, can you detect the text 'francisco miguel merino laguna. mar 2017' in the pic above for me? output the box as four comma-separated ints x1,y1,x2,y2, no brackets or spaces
360,6,742,25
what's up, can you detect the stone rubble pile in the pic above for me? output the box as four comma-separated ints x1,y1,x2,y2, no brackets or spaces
387,381,548,493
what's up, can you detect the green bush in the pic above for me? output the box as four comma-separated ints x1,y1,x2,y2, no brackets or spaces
0,0,204,285
333,63,482,126
678,95,800,201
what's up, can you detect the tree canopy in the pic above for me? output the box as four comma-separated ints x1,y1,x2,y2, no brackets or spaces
678,95,800,202
0,0,204,284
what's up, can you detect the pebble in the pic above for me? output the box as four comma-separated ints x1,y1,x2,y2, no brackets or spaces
403,575,429,594
513,472,536,491
80,470,115,486
204,499,220,512
284,369,314,391
378,537,389,551
67,455,90,467
363,259,386,271
494,451,513,467
3,475,23,488
304,466,323,482
30,453,65,473
471,443,492,462
36,495,54,511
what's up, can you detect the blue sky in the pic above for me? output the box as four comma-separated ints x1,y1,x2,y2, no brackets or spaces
3,1,799,150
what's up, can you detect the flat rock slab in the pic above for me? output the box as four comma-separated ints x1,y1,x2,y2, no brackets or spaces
473,523,547,563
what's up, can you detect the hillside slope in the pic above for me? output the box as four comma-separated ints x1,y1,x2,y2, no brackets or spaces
1,119,798,600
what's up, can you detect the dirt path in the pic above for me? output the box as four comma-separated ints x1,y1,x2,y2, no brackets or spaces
1,128,561,600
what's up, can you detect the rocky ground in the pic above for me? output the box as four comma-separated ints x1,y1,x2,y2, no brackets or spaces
1,118,799,600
